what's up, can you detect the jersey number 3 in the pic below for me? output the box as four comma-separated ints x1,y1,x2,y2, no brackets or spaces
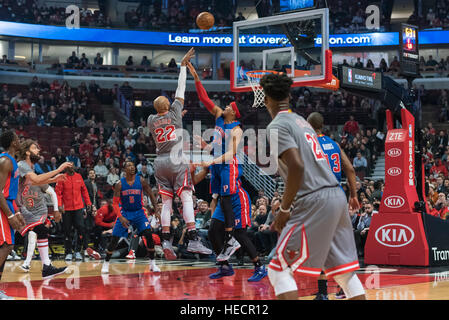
155,125,176,143
305,133,326,161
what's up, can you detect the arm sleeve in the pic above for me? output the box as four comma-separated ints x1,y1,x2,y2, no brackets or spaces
175,66,186,100
194,80,215,112
45,185,58,211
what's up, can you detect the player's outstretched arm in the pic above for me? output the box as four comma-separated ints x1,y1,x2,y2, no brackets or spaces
175,47,195,106
141,177,158,211
203,126,242,166
187,61,223,119
340,147,360,211
27,162,72,186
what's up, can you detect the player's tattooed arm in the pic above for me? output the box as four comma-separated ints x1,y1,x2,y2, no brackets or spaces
114,181,129,229
203,126,242,166
192,166,209,185
141,177,158,211
187,61,223,119
273,148,304,233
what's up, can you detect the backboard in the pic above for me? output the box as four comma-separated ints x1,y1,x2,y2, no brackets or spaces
231,8,331,92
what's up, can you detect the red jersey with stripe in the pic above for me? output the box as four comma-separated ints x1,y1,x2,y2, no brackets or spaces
0,152,19,200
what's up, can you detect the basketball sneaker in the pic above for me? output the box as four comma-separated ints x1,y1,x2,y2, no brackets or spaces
247,265,268,282
85,248,101,260
149,259,161,272
187,240,213,255
314,293,329,300
101,261,109,274
209,263,234,279
20,263,31,273
335,288,346,299
0,290,13,300
65,253,73,261
217,237,241,262
162,240,177,260
42,264,67,279
126,249,136,259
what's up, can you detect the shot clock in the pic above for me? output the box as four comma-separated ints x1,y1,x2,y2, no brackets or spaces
400,24,420,77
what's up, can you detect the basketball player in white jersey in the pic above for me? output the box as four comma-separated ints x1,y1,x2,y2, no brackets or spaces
148,48,211,260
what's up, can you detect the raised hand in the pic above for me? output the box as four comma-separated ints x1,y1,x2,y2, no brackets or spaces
58,162,73,173
181,47,195,66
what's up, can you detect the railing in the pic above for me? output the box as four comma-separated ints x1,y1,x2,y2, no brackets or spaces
240,153,278,200
117,89,132,120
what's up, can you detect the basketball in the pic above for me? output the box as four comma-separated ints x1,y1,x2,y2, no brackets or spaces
196,12,215,30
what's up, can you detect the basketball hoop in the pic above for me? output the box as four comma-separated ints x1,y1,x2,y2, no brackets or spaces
246,70,279,108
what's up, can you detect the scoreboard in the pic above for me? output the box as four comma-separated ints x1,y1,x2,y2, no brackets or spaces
400,24,420,77
340,66,383,92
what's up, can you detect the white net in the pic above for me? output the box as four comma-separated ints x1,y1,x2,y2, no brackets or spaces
247,70,278,108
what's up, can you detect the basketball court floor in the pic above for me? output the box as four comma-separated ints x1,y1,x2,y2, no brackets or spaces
2,257,449,300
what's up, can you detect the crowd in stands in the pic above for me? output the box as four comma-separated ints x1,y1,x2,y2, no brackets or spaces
0,0,110,27
408,0,449,30
125,0,239,31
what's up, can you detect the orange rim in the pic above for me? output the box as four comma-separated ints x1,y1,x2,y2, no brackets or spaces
246,70,279,79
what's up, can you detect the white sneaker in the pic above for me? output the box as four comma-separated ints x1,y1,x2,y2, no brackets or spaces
217,237,241,261
101,261,110,274
187,239,213,255
149,259,161,272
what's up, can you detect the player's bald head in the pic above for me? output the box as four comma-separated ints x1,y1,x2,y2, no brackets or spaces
153,96,170,114
307,112,324,132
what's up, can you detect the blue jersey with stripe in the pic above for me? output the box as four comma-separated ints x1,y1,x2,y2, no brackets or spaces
317,134,342,183
212,116,241,158
0,152,19,200
120,176,143,212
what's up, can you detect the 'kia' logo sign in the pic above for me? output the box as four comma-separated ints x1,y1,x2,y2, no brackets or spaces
387,148,402,157
384,195,405,209
387,167,402,176
375,223,415,247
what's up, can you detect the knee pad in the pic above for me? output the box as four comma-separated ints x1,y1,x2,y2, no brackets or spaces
161,194,173,227
333,272,365,299
180,189,195,225
268,267,298,297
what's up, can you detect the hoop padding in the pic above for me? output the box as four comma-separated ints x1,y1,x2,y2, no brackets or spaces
246,70,279,108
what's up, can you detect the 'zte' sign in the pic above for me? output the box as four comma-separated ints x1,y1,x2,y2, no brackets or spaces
375,223,415,247
384,195,405,208
387,167,402,176
387,132,404,141
387,148,402,157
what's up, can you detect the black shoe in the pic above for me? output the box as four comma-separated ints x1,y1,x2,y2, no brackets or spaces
314,293,329,300
42,264,67,279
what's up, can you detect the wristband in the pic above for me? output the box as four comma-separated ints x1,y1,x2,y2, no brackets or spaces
279,205,291,214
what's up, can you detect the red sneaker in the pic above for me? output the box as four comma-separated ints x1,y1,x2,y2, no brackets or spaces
126,250,136,259
86,248,101,260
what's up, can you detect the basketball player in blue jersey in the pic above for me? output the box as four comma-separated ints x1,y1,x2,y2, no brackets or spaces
307,112,360,300
101,161,160,274
187,61,243,261
0,130,25,299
